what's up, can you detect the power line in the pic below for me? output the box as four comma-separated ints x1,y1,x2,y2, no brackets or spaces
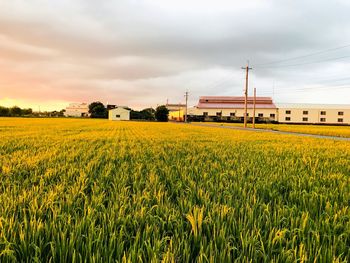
201,71,244,93
253,43,350,67
190,44,350,101
272,73,350,83
207,75,239,91
198,69,235,89
256,54,350,69
258,85,350,95
257,75,350,91
194,44,350,97
204,70,350,96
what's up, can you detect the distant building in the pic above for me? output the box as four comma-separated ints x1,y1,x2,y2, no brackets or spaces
169,109,185,122
108,107,130,121
169,96,350,125
277,104,350,124
166,103,186,112
188,96,277,122
64,103,89,117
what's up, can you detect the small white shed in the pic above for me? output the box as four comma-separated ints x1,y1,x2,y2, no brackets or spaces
108,107,130,121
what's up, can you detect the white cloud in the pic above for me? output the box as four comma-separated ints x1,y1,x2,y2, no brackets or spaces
0,0,349,110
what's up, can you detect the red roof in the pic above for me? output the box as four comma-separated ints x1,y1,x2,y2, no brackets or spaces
197,96,276,109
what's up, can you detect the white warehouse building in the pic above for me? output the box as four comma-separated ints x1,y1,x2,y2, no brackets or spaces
183,96,278,122
170,96,350,125
108,107,130,121
277,104,350,124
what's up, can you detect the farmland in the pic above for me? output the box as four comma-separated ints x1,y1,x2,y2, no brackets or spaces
216,122,350,138
0,118,349,262
254,123,350,138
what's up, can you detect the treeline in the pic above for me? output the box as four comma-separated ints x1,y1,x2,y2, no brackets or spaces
0,106,33,117
89,102,156,120
89,102,169,121
132,106,169,122
130,108,155,120
0,106,65,117
1,102,170,121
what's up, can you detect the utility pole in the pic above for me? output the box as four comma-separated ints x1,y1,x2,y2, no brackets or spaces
241,63,252,128
253,88,256,129
184,91,189,123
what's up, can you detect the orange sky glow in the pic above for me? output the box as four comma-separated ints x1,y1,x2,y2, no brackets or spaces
1,1,350,111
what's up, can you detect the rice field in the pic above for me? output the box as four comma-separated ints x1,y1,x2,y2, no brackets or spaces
216,122,350,138
256,123,350,138
0,118,349,262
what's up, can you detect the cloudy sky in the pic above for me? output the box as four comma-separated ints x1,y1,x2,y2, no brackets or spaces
1,0,350,110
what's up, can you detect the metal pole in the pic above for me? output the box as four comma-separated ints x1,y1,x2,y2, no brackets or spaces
241,63,252,128
184,91,188,123
253,88,256,129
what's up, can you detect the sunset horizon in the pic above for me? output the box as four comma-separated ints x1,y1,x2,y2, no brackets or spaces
1,1,350,262
1,1,350,112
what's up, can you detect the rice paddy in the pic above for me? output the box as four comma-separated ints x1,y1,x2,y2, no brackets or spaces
0,118,349,262
217,122,350,138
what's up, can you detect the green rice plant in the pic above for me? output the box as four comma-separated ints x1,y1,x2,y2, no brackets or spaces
0,118,349,262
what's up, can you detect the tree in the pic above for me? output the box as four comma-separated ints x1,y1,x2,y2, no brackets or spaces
89,102,107,118
10,106,22,116
59,109,66,117
129,108,155,120
0,106,10,116
140,108,155,120
22,108,33,115
130,110,142,120
155,105,169,122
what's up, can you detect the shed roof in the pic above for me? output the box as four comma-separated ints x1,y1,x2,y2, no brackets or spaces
109,107,130,112
166,103,186,107
197,96,276,109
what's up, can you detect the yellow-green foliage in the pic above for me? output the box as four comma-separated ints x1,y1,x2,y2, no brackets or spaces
218,122,350,138
0,118,349,262
255,123,350,138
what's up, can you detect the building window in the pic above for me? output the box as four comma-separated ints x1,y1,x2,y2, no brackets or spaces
285,117,291,121
338,118,343,123
258,113,263,117
338,111,344,116
203,112,208,116
216,112,222,116
302,117,308,122
230,112,235,117
303,111,308,115
270,113,275,118
116,114,121,118
320,111,326,115
320,118,326,122
285,110,291,114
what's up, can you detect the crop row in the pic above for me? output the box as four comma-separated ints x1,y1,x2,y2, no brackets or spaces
0,118,349,262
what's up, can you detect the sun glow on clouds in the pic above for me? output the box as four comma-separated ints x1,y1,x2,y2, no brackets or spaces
0,0,350,110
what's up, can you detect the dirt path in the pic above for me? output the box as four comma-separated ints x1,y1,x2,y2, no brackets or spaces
190,123,350,141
